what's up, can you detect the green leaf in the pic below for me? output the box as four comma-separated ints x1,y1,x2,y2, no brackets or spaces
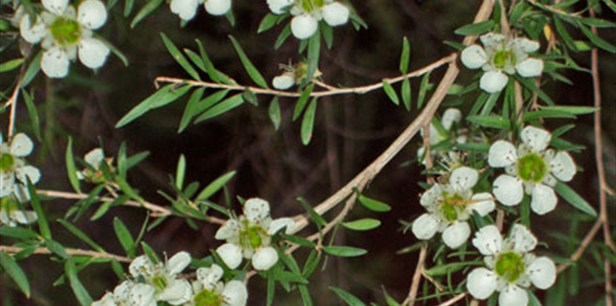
274,24,292,49
27,180,51,239
178,87,206,133
342,218,381,231
330,287,366,306
194,93,244,123
130,0,164,28
0,58,24,73
305,33,321,85
320,23,333,49
417,72,431,108
268,97,282,130
175,154,186,190
243,89,258,106
425,261,480,276
115,175,144,203
299,285,313,306
58,220,105,252
293,84,315,121
196,171,236,200
123,0,135,16
96,35,129,67
65,259,93,306
297,197,326,229
555,182,597,217
258,13,279,33
161,33,201,80
538,105,596,115
65,137,82,194
0,252,30,297
358,194,391,212
301,98,318,145
466,115,511,129
322,246,367,257
44,239,68,259
399,37,411,74
401,78,411,111
228,35,268,88
382,80,399,105
454,20,495,36
578,22,616,53
195,40,231,84
20,51,41,87
21,89,41,140
0,227,38,240
113,217,135,256
116,84,192,127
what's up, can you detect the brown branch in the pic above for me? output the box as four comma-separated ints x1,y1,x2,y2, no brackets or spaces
404,244,427,306
0,245,131,263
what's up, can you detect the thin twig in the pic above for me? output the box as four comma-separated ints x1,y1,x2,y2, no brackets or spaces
557,217,602,273
5,78,23,138
0,245,131,263
437,293,467,306
404,244,427,306
155,54,457,99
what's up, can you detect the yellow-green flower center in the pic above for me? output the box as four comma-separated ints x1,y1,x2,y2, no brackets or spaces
193,289,224,306
495,252,525,283
517,153,547,183
301,0,325,12
492,50,515,69
1,197,19,214
0,153,15,171
50,18,82,46
440,194,466,222
240,224,267,249
151,274,168,291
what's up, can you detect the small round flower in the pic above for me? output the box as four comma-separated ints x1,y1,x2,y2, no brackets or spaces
417,108,466,164
467,224,557,306
205,0,232,16
271,0,351,40
461,33,544,93
189,264,248,306
0,196,37,227
215,198,296,271
272,73,295,90
291,14,319,40
128,252,193,305
1,133,41,201
488,126,576,215
267,0,294,14
18,0,110,78
412,167,495,248
170,0,202,20
322,2,349,26
92,280,133,306
77,148,113,183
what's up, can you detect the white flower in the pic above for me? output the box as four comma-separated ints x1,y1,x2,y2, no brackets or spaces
205,0,232,16
92,280,133,306
272,73,295,90
0,196,37,227
77,148,111,183
322,2,349,26
188,264,248,306
271,0,350,40
215,198,296,271
267,0,293,14
128,252,193,305
169,0,231,20
18,0,110,78
0,133,41,202
412,167,495,248
488,126,576,215
417,108,465,164
461,33,544,93
290,14,319,40
467,224,557,305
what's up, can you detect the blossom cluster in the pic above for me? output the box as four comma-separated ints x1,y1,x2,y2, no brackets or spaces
18,0,110,78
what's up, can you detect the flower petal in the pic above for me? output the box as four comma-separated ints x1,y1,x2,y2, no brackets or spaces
170,0,199,20
488,140,517,168
196,264,224,287
19,15,46,44
41,47,71,78
468,192,496,216
520,126,551,152
205,0,231,16
530,184,557,215
272,74,295,90
498,285,529,306
268,217,296,235
43,0,69,15
442,222,471,249
215,219,240,240
128,283,157,306
267,0,294,15
78,0,108,30
420,184,441,207
252,246,278,270
216,243,243,269
549,151,576,182
128,255,150,278
291,14,318,40
222,280,248,306
450,166,479,191
493,174,524,206
411,213,440,240
472,225,503,255
480,71,509,93
11,210,37,224
516,58,543,78
15,165,41,184
527,256,557,290
0,172,15,197
466,267,498,300
322,2,349,26
480,33,505,49
461,45,488,69
10,133,34,157
515,38,540,53
85,148,104,169
158,279,192,305
243,198,270,222
167,251,191,275
113,280,132,300
78,37,110,69
92,292,115,306
441,108,462,130
508,224,537,253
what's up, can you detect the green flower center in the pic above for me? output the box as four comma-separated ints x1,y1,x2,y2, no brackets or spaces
151,274,168,291
301,0,325,12
0,153,15,171
240,223,268,249
440,194,466,222
495,252,525,283
50,18,82,46
493,50,516,69
193,289,224,306
1,197,19,214
517,153,547,183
